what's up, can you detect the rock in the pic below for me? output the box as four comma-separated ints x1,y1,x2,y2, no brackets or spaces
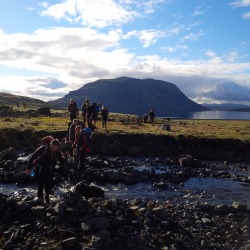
160,124,171,131
37,107,51,116
73,182,104,198
0,147,18,162
232,202,247,211
87,217,109,231
61,237,77,248
54,201,68,216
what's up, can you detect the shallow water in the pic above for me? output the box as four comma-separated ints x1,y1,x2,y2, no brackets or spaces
1,161,249,208
99,177,250,207
1,175,248,208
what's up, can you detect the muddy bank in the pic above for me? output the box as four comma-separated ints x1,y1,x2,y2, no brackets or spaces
0,129,250,161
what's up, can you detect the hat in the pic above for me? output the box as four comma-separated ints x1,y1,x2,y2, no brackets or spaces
41,135,53,145
50,139,60,146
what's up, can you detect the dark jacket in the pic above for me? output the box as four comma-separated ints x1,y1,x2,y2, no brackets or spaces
27,145,65,170
68,102,78,114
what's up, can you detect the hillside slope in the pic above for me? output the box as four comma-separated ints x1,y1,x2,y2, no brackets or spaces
0,92,52,109
49,77,208,116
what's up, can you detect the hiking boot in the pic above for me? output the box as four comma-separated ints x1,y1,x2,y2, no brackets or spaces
35,197,44,205
45,194,50,205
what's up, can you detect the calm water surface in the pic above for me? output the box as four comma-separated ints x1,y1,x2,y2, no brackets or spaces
172,110,250,120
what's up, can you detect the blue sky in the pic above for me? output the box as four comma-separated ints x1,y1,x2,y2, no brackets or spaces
0,0,250,104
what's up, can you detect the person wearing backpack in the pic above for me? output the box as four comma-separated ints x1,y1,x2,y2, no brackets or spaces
92,103,101,128
68,99,79,122
86,102,98,130
74,125,91,177
101,105,109,128
149,109,155,123
25,139,66,204
81,99,89,127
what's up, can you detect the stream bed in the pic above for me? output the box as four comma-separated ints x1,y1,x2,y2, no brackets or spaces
1,162,249,208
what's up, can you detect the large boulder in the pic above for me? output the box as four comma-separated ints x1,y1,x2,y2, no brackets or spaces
37,107,51,116
73,181,104,198
0,147,18,161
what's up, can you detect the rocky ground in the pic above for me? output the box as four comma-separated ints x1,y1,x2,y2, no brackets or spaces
0,147,249,250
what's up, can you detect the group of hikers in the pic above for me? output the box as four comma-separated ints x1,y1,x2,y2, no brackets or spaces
25,98,156,205
25,98,109,205
68,98,109,129
136,109,156,124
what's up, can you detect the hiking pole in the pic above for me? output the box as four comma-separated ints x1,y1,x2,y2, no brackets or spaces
68,170,71,198
77,152,80,181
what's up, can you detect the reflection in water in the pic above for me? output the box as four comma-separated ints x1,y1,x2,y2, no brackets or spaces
175,110,250,120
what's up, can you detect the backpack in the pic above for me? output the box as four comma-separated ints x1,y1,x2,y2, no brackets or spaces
82,127,92,153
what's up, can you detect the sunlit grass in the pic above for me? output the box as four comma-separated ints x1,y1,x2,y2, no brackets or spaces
0,111,250,141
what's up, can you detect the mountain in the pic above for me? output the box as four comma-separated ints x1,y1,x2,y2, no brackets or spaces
203,103,250,111
0,92,52,109
49,77,208,117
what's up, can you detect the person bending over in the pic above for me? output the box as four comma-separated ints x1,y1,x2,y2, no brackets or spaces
25,139,66,204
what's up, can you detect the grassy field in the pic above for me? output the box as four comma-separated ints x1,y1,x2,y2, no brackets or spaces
0,109,250,141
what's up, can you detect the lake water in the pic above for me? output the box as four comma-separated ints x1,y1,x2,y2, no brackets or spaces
171,111,250,120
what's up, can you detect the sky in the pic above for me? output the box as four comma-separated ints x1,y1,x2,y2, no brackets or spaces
0,0,250,105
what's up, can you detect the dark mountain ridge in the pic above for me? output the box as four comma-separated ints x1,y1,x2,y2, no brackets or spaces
49,77,209,117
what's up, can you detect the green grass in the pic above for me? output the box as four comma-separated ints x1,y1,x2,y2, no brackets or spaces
0,110,250,141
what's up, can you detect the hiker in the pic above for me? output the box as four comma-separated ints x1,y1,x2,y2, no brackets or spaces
73,125,91,176
81,99,90,127
149,109,155,123
101,105,109,128
69,119,81,159
143,113,148,123
86,102,98,130
92,103,101,128
41,135,54,147
68,99,78,122
135,115,142,124
25,139,66,204
69,119,80,143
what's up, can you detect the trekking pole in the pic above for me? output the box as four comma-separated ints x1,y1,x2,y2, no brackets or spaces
68,170,71,198
77,152,80,181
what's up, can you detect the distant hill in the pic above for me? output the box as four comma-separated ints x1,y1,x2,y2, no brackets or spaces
0,92,53,109
203,103,250,111
49,77,209,117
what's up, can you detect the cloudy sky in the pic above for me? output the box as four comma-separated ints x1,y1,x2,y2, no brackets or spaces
0,0,250,104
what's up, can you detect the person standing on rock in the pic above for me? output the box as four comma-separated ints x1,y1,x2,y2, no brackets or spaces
73,125,92,179
25,139,66,204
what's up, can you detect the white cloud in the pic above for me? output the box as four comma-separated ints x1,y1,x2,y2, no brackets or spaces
1,21,249,102
124,29,166,47
181,30,204,42
41,0,142,28
225,51,238,63
203,82,250,102
0,0,249,105
242,11,250,18
229,0,250,7
206,50,216,58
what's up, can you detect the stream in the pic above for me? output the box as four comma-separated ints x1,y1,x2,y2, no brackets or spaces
1,161,249,208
